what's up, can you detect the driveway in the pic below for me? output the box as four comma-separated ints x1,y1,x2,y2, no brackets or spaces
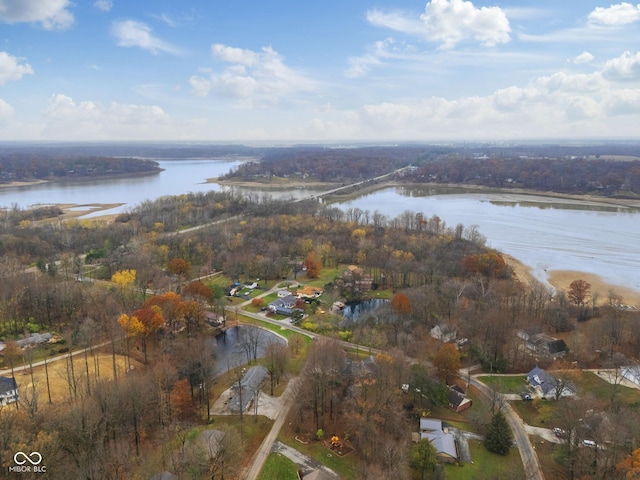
272,441,340,480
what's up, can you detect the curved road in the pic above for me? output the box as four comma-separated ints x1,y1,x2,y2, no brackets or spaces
467,375,544,480
235,286,544,479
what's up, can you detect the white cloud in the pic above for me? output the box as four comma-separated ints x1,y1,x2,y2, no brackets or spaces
0,0,73,30
346,52,640,140
574,51,594,64
366,10,427,37
188,76,212,97
191,44,318,107
345,38,413,78
602,50,640,80
0,98,14,118
368,0,510,49
603,88,640,114
420,0,511,48
588,2,640,26
93,0,113,13
111,20,179,55
535,72,605,93
42,93,170,140
0,51,34,85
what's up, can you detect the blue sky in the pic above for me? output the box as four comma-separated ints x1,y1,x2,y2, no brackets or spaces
0,0,639,142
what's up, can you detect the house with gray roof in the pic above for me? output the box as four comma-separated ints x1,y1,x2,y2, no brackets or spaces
527,366,576,399
0,376,18,406
419,418,458,463
229,366,268,413
622,365,640,387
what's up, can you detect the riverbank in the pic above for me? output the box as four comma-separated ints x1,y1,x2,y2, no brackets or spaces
504,254,640,306
208,176,336,189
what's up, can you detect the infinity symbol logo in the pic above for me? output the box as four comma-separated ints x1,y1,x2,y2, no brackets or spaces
14,451,43,465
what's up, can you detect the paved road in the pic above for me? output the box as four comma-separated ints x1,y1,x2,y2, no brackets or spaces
467,375,544,480
243,377,302,480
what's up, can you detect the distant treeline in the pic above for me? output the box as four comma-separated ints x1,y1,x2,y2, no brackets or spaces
402,157,640,197
0,154,162,183
220,146,442,182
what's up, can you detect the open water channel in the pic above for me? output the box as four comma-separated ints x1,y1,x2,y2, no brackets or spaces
3,158,639,296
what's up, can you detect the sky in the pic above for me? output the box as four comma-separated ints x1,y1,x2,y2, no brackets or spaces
0,0,640,143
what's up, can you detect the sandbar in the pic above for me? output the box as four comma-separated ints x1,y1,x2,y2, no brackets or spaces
504,254,640,306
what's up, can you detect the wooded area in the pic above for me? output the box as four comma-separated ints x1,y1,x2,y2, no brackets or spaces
0,147,639,478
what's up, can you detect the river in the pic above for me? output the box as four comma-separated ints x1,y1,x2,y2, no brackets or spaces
337,186,640,295
3,158,324,218
5,160,639,297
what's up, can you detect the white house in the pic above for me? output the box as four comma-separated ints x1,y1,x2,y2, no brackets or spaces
0,376,18,406
430,324,457,343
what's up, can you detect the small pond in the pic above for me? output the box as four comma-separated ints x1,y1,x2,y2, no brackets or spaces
213,325,286,375
341,298,389,325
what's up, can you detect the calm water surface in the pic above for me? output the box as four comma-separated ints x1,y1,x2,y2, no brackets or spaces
3,158,323,217
5,161,639,295
337,187,640,294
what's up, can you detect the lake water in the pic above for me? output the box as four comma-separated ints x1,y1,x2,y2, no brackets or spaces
337,186,640,294
4,159,639,296
3,158,324,217
213,325,286,376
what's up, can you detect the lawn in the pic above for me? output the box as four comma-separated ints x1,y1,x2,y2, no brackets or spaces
257,453,299,480
444,440,525,480
278,423,359,480
509,371,640,428
477,374,528,394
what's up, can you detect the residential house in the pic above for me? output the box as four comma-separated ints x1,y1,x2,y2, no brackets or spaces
0,376,18,406
448,385,472,413
419,418,458,463
518,329,567,359
267,295,300,316
229,366,267,413
430,324,457,343
16,333,53,349
297,286,324,299
205,311,223,326
527,367,576,399
622,365,640,387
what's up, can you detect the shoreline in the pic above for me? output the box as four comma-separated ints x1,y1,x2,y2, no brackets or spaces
504,254,640,307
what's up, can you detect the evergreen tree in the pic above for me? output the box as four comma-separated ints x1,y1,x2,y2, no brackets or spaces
410,438,437,480
485,411,513,455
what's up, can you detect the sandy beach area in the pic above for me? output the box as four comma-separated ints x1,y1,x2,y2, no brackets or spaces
504,254,640,307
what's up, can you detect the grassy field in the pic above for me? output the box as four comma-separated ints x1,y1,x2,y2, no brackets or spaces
444,440,525,480
477,374,528,394
277,429,360,480
509,371,640,428
257,453,299,480
13,351,141,405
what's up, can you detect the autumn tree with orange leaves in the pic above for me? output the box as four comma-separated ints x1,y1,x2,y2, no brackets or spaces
130,306,164,363
433,343,461,384
616,448,640,479
305,251,321,279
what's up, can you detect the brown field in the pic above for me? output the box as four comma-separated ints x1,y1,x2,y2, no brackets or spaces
14,352,142,404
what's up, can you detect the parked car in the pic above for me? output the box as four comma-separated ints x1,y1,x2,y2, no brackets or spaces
582,439,598,448
521,392,533,401
552,428,567,438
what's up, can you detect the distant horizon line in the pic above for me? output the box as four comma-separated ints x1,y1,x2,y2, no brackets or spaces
1,137,640,148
